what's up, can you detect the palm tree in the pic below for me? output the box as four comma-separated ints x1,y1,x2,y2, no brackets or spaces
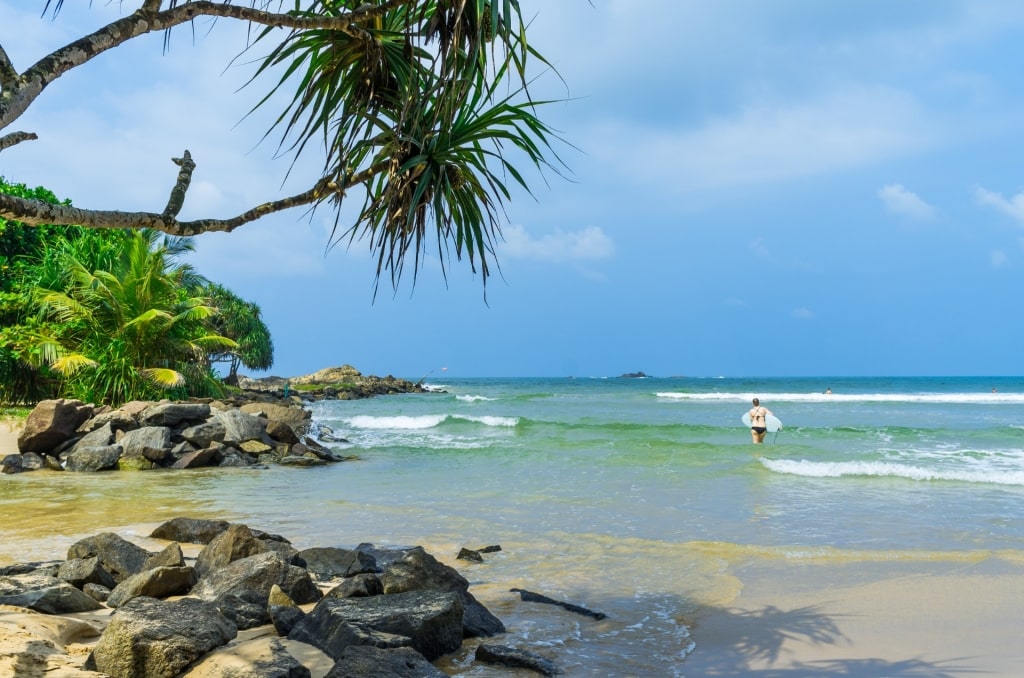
202,283,274,385
27,229,235,405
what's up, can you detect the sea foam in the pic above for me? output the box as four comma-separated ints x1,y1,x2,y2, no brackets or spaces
760,458,1024,485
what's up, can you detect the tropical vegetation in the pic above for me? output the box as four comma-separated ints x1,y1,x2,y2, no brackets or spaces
0,177,273,406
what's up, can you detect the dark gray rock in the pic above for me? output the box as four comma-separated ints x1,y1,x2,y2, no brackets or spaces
71,421,114,452
19,452,46,470
195,524,268,579
381,546,505,638
150,516,230,544
57,557,117,590
1,454,24,474
64,444,122,472
475,643,562,676
17,398,94,453
215,408,264,444
288,590,464,662
107,566,198,608
118,426,171,458
79,408,137,434
0,574,103,613
324,645,446,678
298,547,377,580
277,455,325,467
87,596,236,678
192,551,321,629
268,584,305,637
84,582,111,602
67,532,152,584
143,542,185,570
324,573,383,599
180,420,226,448
138,402,211,427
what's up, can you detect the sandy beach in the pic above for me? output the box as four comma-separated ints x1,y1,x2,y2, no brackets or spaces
0,418,21,458
683,557,1024,676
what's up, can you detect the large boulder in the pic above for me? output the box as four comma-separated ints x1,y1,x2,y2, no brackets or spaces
184,636,312,678
64,444,123,472
106,566,198,608
288,590,464,662
195,524,268,579
1,454,24,474
86,596,236,678
138,402,211,427
180,420,226,448
215,409,264,444
324,645,447,678
117,426,171,458
192,552,321,629
57,557,117,590
0,573,103,614
71,422,114,452
381,547,505,638
150,517,230,544
298,547,377,580
239,401,311,424
18,399,94,453
67,532,152,584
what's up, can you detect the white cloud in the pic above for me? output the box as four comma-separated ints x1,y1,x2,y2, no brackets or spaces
500,225,614,262
587,85,936,192
878,184,935,220
975,187,1024,224
991,250,1008,268
791,307,815,319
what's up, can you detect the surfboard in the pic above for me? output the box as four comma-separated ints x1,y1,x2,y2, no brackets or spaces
741,412,783,432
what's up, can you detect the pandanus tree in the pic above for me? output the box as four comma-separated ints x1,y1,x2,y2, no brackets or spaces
0,1,565,292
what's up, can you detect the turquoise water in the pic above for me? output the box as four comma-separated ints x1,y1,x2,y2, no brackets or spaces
3,376,1024,675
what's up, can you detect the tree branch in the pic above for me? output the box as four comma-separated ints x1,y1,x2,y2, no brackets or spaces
1,0,416,132
162,150,195,219
0,131,38,152
0,44,17,90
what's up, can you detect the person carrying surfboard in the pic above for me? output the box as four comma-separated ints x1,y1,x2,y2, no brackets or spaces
748,398,778,444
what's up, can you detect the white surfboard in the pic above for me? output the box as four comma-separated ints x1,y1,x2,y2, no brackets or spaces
741,412,783,432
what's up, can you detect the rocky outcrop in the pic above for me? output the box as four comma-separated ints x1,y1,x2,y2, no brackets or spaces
238,364,428,400
0,517,563,677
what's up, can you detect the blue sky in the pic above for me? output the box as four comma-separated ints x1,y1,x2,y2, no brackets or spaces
3,1,1024,378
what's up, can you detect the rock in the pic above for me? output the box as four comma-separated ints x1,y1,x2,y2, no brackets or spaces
195,524,268,579
117,425,171,457
64,444,122,472
67,532,152,584
324,574,382,599
288,590,464,662
138,402,211,427
172,445,222,469
185,636,312,678
1,454,24,474
192,552,321,629
277,455,325,467
79,408,137,434
265,419,300,445
475,643,562,676
456,548,483,562
150,517,230,544
84,582,111,602
0,575,103,613
57,557,117,590
17,399,94,453
239,401,311,424
87,596,237,678
71,421,114,452
510,588,607,620
19,452,46,470
268,584,305,636
324,645,447,678
144,542,185,570
180,420,226,448
215,409,264,444
106,565,198,608
298,547,377,580
381,547,505,638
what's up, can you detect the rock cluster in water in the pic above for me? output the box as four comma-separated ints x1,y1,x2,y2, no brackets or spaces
0,517,564,676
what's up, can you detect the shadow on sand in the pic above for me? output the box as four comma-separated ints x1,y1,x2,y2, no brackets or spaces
685,602,984,677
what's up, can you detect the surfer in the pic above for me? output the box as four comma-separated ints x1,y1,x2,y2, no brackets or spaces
748,398,776,444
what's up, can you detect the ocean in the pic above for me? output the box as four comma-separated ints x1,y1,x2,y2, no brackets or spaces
3,375,1024,676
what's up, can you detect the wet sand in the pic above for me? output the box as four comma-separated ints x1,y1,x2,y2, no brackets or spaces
0,418,21,457
683,557,1024,676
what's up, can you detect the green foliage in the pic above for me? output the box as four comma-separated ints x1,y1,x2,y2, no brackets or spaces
26,229,236,405
203,283,274,383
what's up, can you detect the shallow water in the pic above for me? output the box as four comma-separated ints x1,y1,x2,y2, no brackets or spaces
3,376,1024,675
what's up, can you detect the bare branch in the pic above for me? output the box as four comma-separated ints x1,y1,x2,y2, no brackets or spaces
162,150,195,219
0,131,38,152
